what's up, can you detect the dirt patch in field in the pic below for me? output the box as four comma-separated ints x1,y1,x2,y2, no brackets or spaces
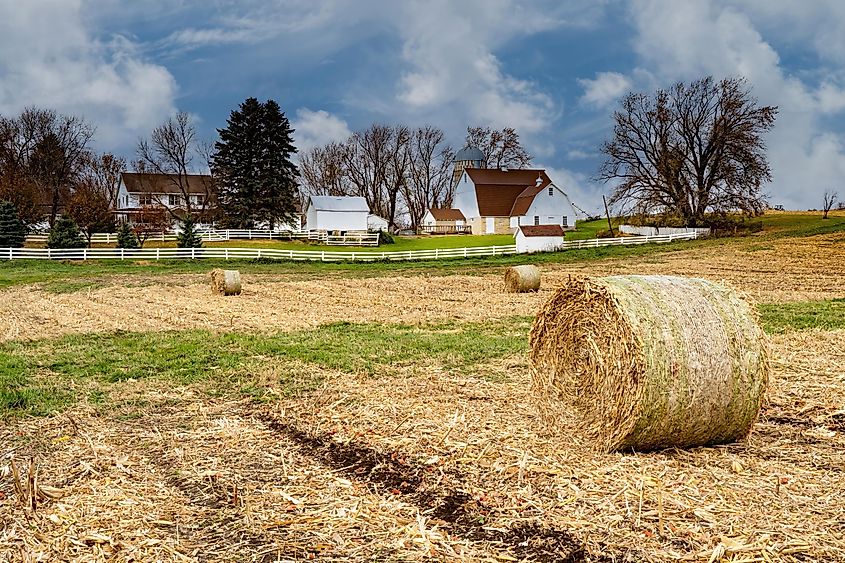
2,231,844,342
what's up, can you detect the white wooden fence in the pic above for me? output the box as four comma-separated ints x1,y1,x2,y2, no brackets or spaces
24,229,379,246
2,232,698,263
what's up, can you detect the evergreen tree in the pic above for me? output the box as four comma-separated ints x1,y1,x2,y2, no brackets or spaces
0,201,26,248
116,222,139,249
212,97,300,229
176,216,203,248
47,215,84,248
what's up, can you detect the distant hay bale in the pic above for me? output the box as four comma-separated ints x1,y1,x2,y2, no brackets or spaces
210,269,242,296
530,275,768,452
504,265,540,293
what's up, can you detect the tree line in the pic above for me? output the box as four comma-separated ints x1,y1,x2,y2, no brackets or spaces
299,125,532,231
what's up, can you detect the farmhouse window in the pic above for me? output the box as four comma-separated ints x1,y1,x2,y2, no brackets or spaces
169,194,180,206
548,186,553,196
139,194,152,205
534,216,540,225
195,195,204,206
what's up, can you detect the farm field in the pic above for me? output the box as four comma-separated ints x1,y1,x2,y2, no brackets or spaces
1,212,844,561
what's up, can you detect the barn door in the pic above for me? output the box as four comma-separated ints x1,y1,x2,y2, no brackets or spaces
485,217,495,233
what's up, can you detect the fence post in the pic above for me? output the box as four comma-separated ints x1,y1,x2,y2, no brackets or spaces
8,247,11,260
48,248,51,259
191,247,195,260
321,250,325,262
83,248,87,260
225,248,229,260
435,248,439,259
121,248,124,260
258,249,262,259
249,229,252,240
351,252,355,261
464,247,467,258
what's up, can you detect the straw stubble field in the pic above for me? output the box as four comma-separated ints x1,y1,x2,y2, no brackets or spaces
1,228,844,561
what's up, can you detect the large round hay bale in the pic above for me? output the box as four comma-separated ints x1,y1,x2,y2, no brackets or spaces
530,275,768,452
504,265,540,293
210,269,242,296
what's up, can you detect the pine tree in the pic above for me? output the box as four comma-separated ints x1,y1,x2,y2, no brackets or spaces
47,215,84,248
116,222,139,249
0,201,26,248
176,216,203,248
212,97,300,229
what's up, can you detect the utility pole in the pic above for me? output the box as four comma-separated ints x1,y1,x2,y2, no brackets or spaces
602,195,615,237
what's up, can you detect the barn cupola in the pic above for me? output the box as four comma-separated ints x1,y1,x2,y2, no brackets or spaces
452,146,486,187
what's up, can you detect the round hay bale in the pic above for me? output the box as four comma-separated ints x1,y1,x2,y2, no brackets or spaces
210,269,242,296
504,265,541,293
530,275,768,452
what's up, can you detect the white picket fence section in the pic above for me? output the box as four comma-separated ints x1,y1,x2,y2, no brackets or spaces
2,231,699,263
1,244,518,262
24,229,380,246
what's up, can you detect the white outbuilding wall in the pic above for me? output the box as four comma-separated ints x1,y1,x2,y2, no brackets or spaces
515,230,565,253
305,196,370,231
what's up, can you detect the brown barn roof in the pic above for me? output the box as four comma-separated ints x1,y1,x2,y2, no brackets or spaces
518,224,565,237
465,168,551,217
428,208,465,221
122,172,212,195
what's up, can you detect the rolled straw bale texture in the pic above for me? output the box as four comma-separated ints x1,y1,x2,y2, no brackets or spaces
210,269,242,296
530,275,768,452
504,265,541,293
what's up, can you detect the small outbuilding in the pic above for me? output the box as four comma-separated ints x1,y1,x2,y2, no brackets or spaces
421,208,468,233
515,224,566,253
367,214,389,232
304,195,370,232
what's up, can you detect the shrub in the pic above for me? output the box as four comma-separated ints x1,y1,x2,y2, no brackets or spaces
47,216,84,249
177,216,203,248
116,222,139,249
377,230,395,245
0,201,26,248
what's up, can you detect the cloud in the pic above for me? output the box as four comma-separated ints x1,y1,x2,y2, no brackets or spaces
292,108,352,153
0,1,177,151
578,72,632,107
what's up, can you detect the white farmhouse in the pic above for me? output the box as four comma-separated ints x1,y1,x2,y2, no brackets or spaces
450,168,577,234
304,195,370,231
514,224,566,253
116,172,212,223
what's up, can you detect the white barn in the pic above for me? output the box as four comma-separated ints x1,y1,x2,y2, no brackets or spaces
514,224,566,253
451,168,578,234
304,196,370,231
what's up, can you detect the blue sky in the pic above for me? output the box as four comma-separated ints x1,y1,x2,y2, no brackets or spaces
2,1,845,215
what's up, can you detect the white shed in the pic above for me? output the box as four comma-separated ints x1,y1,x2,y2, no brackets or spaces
305,196,370,231
515,225,566,253
367,214,389,231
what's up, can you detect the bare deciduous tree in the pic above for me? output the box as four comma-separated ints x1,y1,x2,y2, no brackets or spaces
0,107,95,226
137,111,210,218
299,142,350,198
82,152,126,210
132,205,170,247
599,76,778,225
822,190,839,219
464,126,532,169
403,126,454,231
65,182,114,247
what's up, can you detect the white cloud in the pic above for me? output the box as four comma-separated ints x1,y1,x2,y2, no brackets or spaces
292,108,352,153
627,0,845,210
578,72,632,107
0,0,177,151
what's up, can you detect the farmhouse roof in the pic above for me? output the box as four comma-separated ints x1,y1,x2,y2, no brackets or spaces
464,168,552,217
122,172,212,195
428,208,466,221
307,195,370,212
518,224,565,237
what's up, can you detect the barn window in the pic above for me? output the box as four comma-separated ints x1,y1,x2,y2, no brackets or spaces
562,216,568,226
534,216,540,225
548,186,553,196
